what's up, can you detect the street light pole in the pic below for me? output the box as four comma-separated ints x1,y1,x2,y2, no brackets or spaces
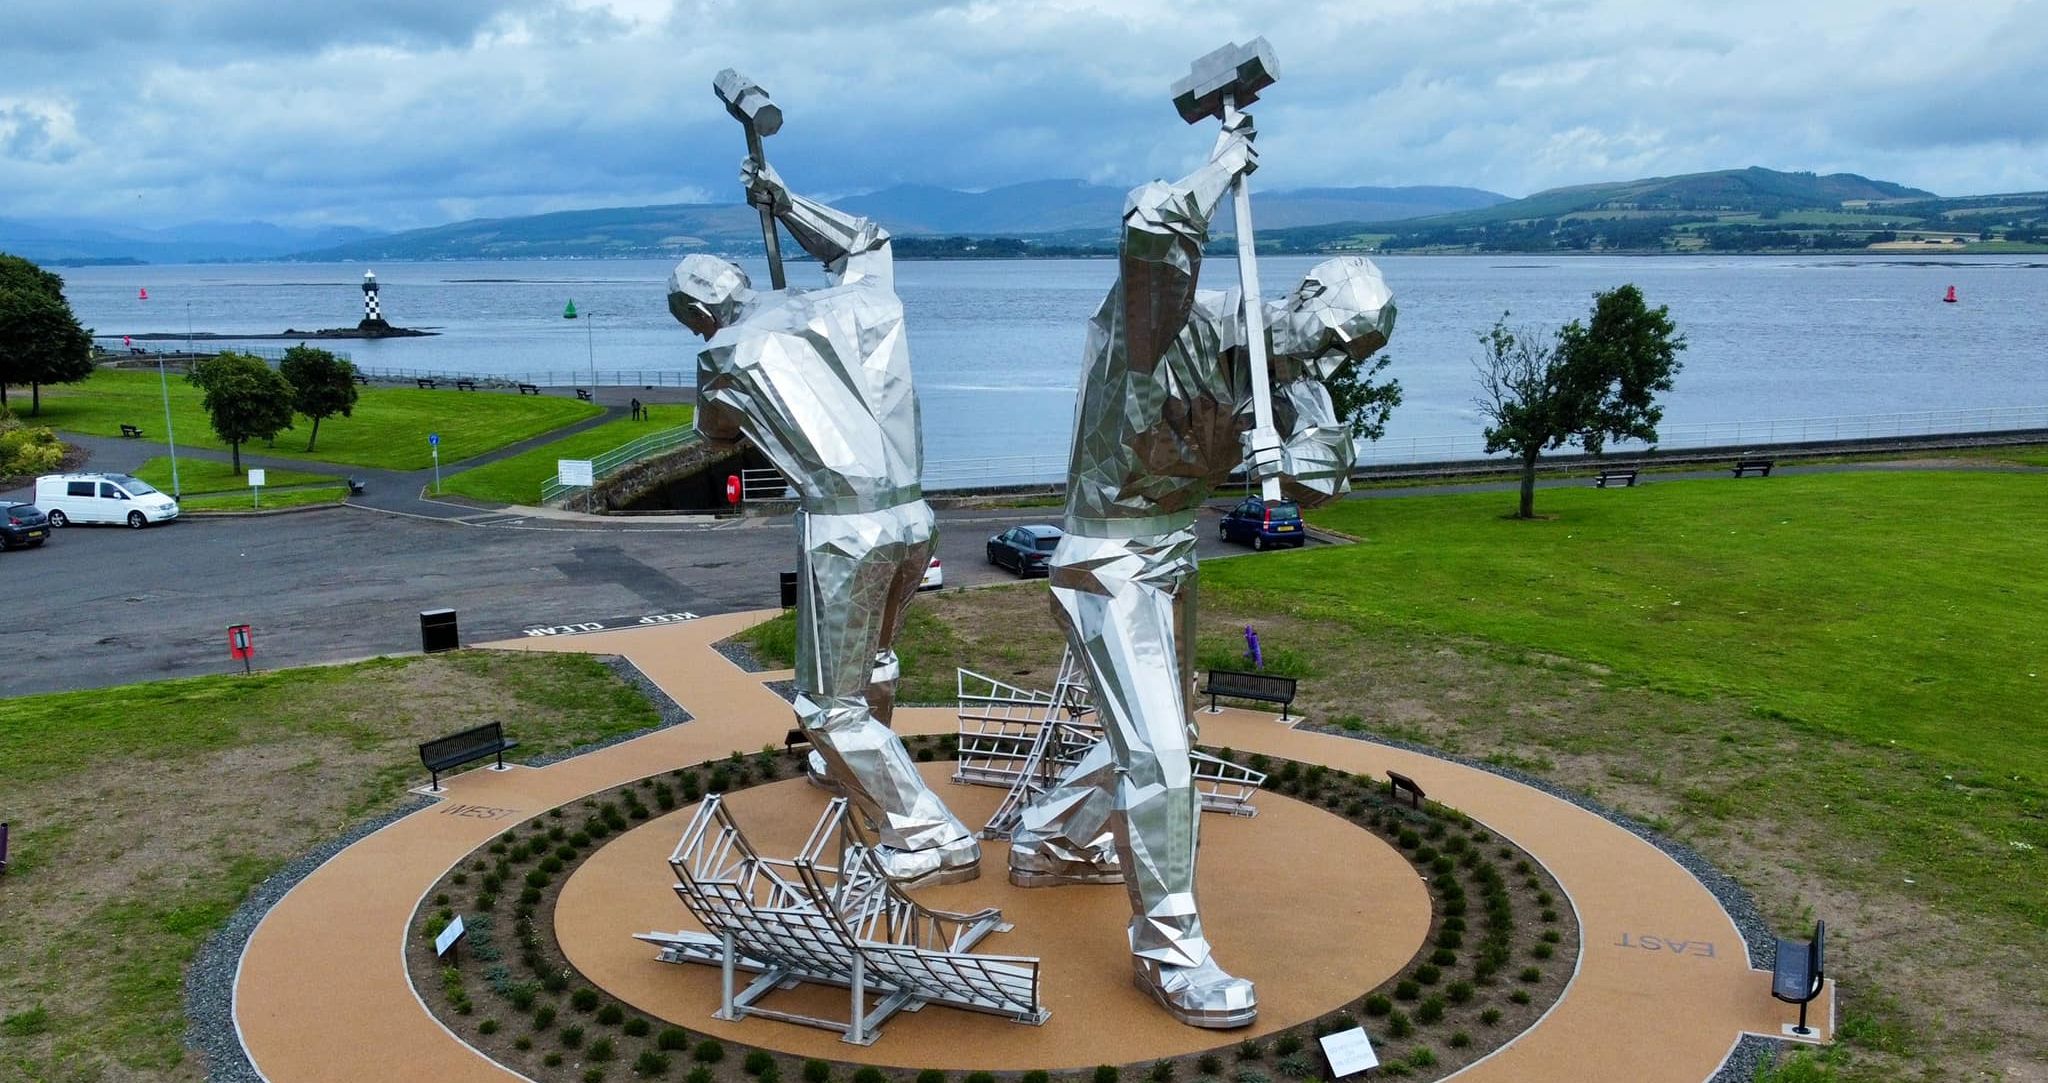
158,356,182,499
586,311,597,398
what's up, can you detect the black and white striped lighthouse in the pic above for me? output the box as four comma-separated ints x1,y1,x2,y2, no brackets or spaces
360,270,387,329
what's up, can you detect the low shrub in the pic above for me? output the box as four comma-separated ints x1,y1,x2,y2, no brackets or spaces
1094,1066,1120,1083
1197,1054,1223,1075
694,1040,726,1063
586,1068,607,1083
624,1017,651,1038
657,1027,689,1051
1417,996,1445,1025
1272,1034,1301,1057
1387,1009,1413,1039
1363,994,1393,1016
1446,980,1474,1005
1394,979,1420,1001
966,1074,996,1083
598,1003,625,1025
560,1025,584,1049
1449,1030,1472,1049
915,1071,945,1083
852,1067,886,1083
545,1053,564,1068
1519,967,1542,983
1149,1060,1175,1083
1273,1056,1314,1079
533,1005,556,1030
1405,1047,1436,1069
744,1051,775,1076
572,988,602,1012
636,1050,672,1077
1480,1008,1503,1026
479,1018,499,1035
805,1060,833,1083
590,1037,616,1062
1510,990,1532,1005
1236,1039,1264,1060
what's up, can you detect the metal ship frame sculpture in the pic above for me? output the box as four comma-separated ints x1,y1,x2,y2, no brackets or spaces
636,796,1047,1045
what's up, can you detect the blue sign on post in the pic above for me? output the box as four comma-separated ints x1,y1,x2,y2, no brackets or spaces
428,432,440,447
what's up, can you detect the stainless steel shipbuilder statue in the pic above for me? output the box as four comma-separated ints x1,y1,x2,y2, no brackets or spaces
666,70,978,889
1009,40,1396,1028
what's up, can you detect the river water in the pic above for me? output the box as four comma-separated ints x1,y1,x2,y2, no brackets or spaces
60,255,2048,472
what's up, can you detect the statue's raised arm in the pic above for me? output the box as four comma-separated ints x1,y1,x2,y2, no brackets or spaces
743,158,893,290
1115,116,1256,373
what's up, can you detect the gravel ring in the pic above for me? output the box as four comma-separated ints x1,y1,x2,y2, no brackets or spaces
1300,721,1805,1081
184,653,688,1081
712,636,773,673
763,678,799,704
184,794,434,1083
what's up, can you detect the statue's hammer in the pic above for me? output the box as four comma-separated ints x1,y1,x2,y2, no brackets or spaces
1171,39,1283,501
713,67,787,291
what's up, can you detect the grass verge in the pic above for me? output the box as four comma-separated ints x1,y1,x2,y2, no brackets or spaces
27,370,601,470
838,470,2044,1080
130,456,336,495
438,404,693,506
177,484,350,512
0,650,663,1082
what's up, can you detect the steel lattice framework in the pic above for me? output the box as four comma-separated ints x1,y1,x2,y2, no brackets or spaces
636,796,1047,1044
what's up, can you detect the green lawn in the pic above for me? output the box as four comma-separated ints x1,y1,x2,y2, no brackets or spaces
1244,472,2047,785
129,456,335,495
24,369,601,470
438,403,692,505
0,652,664,1081
178,484,349,512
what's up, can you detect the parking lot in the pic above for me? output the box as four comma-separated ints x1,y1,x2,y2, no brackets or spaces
1,503,1302,696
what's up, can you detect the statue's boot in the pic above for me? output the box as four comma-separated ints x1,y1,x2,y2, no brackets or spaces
1133,954,1258,1029
1008,836,1123,887
873,833,982,889
805,749,846,795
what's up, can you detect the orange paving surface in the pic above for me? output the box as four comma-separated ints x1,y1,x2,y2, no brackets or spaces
556,763,1429,1068
232,613,1832,1082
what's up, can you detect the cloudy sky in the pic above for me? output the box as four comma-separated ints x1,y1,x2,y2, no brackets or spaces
3,0,2044,230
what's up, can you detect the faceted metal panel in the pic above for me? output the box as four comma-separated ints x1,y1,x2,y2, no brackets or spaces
667,159,975,884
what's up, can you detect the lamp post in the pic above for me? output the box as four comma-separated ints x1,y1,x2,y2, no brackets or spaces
564,300,596,399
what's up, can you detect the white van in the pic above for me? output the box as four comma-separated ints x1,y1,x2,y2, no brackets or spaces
35,473,181,528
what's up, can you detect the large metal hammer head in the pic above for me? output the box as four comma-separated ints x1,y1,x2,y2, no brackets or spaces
714,68,782,136
1171,38,1278,124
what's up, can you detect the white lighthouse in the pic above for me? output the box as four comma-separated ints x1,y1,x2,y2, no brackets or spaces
360,270,387,329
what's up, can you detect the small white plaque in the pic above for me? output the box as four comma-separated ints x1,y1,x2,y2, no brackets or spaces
1320,1027,1379,1077
247,469,266,487
558,459,595,487
434,914,466,957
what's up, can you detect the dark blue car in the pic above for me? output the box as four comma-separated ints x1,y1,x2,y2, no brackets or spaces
1218,496,1306,550
986,523,1062,577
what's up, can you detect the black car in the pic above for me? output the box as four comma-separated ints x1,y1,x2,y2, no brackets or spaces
1218,496,1307,550
987,524,1063,577
1,502,51,550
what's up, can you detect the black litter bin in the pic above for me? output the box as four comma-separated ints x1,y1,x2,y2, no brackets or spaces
420,608,460,653
778,571,798,609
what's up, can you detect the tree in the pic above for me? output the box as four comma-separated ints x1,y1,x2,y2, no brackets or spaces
1474,285,1685,519
0,253,95,416
1323,352,1403,441
279,344,358,451
187,352,295,471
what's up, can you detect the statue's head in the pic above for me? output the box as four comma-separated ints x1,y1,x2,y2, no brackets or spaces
1270,257,1396,371
667,255,754,339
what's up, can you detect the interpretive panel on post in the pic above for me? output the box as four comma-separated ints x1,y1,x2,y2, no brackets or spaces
558,459,594,487
1319,1028,1379,1076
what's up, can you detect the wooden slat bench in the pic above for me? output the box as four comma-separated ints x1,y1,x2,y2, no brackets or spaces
119,424,144,439
1594,468,1639,488
1202,669,1299,720
1732,458,1774,478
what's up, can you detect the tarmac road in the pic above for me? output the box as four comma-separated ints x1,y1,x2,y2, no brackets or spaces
0,503,1301,697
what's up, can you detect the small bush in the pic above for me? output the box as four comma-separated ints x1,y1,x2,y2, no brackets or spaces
1094,1066,1120,1083
1449,1030,1472,1049
1436,929,1463,949
533,1005,557,1030
744,1051,775,1076
1387,1009,1413,1039
1149,1060,1175,1083
657,1027,689,1050
586,1068,607,1083
1531,943,1555,960
1363,994,1392,1017
1446,980,1474,1005
688,1069,714,1083
965,1074,994,1083
479,1018,499,1035
543,972,569,993
1430,948,1457,967
546,1053,564,1068
572,988,602,1012
1542,929,1562,944
1236,1039,1264,1060
599,1003,626,1025
1273,1056,1313,1079
1542,908,1559,923
1416,996,1445,1025
561,1025,585,1049
624,1017,651,1037
693,1040,725,1064
635,1050,672,1077
1394,979,1420,1001
1198,1054,1223,1075
852,1070,885,1083
1510,990,1533,1005
1405,1047,1436,1069
1272,1034,1301,1057
1397,830,1420,849
591,1038,617,1062
1481,1008,1503,1025
1023,1073,1050,1083
1232,1072,1271,1083
805,1060,833,1083
515,1035,533,1051
1519,967,1542,983
916,1072,945,1083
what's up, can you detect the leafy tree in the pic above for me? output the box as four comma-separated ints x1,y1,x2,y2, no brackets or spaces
0,253,95,416
278,344,358,451
187,351,295,471
1322,352,1403,441
1473,285,1685,519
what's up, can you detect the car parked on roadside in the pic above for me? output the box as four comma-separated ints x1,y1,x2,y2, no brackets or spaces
919,555,944,591
34,473,181,529
986,524,1062,577
1,502,51,550
1218,496,1307,550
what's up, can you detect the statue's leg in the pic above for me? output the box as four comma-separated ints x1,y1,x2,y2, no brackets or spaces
866,501,936,729
1046,527,1256,1029
793,506,978,887
1009,735,1123,885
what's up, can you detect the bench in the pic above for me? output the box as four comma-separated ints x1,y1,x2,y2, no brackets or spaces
785,727,812,754
352,372,369,385
417,722,518,791
575,388,593,402
346,477,366,496
455,379,477,391
120,424,144,439
1387,770,1426,810
1771,920,1826,1035
1594,468,1639,488
517,383,541,395
129,346,148,356
1733,458,1774,478
1202,668,1299,720
0,821,9,876
416,378,439,390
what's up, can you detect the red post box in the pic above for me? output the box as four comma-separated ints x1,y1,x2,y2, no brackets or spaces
725,474,742,505
227,624,254,674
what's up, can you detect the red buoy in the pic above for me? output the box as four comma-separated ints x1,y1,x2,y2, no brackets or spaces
138,287,149,300
1943,285,1958,303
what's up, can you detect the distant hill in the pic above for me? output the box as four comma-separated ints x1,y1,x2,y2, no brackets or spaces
0,218,383,264
1248,168,2039,255
288,182,1508,261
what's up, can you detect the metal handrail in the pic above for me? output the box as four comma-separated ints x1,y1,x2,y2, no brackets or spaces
540,424,701,504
